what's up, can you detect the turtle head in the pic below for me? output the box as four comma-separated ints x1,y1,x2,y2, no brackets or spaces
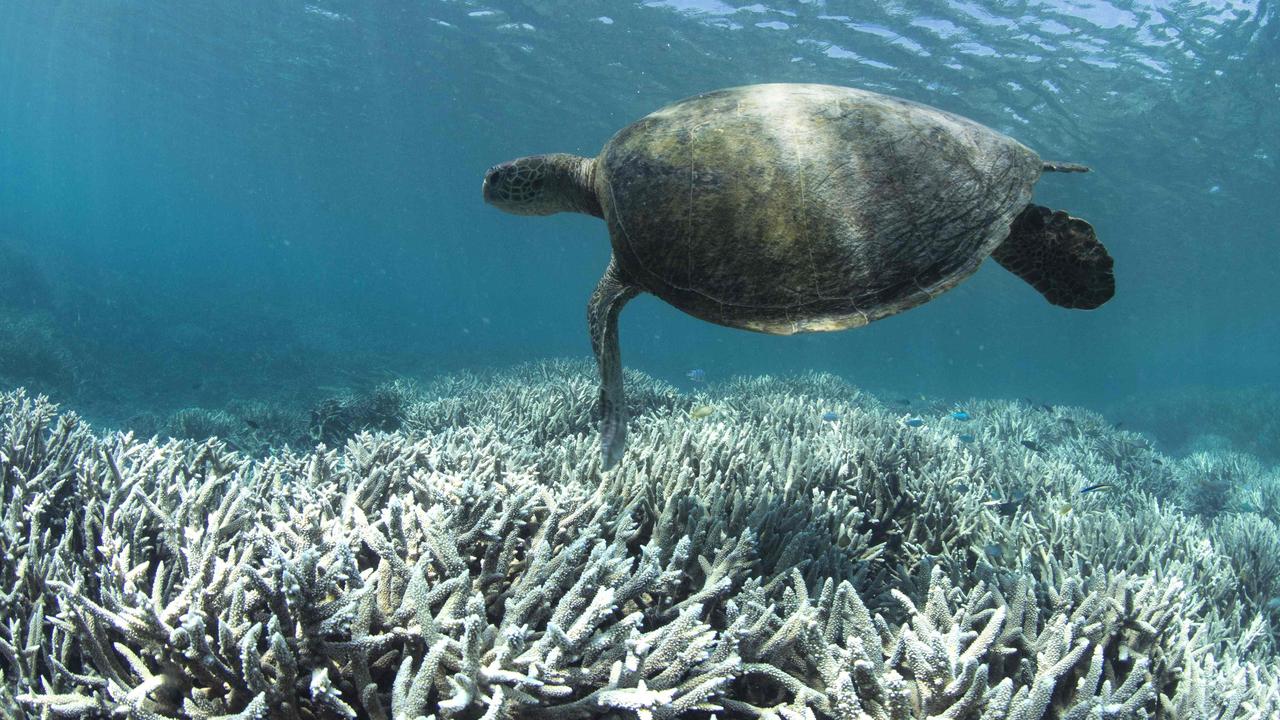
483,154,601,217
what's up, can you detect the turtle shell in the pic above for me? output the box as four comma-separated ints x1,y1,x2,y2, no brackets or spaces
596,83,1043,334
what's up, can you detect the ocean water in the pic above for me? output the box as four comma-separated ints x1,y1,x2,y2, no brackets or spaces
3,2,1280,714
1,0,1276,429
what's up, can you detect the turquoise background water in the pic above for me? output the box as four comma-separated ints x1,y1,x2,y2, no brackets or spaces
1,0,1276,428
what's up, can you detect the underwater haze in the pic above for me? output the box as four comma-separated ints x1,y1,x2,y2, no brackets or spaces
1,0,1277,427
6,2,1280,717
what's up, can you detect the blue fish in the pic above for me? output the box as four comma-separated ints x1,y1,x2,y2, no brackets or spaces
951,410,971,421
983,544,1004,559
904,418,925,427
686,368,706,382
1268,598,1280,611
958,433,975,443
1079,483,1113,494
821,411,840,422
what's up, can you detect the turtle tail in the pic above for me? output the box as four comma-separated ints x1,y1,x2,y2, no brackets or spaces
992,205,1115,309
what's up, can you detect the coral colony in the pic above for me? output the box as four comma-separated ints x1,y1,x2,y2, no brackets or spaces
2,361,1279,717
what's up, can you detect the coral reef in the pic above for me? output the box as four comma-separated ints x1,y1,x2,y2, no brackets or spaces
1,361,1278,718
115,383,418,458
1114,386,1280,463
1174,451,1267,519
0,312,78,393
307,381,416,448
0,240,76,394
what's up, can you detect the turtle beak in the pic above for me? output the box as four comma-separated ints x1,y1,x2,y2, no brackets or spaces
482,163,513,205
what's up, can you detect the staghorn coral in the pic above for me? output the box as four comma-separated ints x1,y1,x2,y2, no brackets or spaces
1174,451,1267,520
1234,466,1280,524
402,361,685,447
224,398,312,455
133,385,414,458
1112,386,1280,463
1,362,1279,718
1210,513,1280,643
307,380,417,448
162,406,244,442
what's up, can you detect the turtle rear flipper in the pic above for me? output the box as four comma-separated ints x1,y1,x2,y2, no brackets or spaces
992,204,1115,309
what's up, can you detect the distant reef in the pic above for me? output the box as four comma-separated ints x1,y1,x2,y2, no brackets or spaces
2,360,1278,718
0,240,77,396
1112,386,1280,464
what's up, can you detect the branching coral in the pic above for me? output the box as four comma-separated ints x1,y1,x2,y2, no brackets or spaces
1174,452,1266,519
2,362,1278,719
307,380,416,447
1113,386,1280,464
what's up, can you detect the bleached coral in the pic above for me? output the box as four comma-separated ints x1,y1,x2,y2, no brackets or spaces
2,362,1279,718
1175,451,1267,519
1113,386,1280,464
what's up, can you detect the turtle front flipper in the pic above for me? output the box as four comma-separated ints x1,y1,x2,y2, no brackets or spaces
589,257,640,470
992,204,1115,309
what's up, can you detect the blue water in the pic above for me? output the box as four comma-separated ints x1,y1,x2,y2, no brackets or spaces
1,0,1277,435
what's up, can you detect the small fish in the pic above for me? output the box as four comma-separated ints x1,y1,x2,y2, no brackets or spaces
1079,483,1113,494
858,543,886,562
1152,458,1163,466
1040,404,1053,412
951,410,971,421
1021,439,1045,453
983,543,1004,559
958,433,975,443
904,418,925,427
689,404,716,420
1057,502,1074,516
995,501,1019,516
686,368,706,382
821,411,840,422
983,493,1024,516
897,398,912,405
954,483,970,493
1113,421,1124,430
1059,418,1077,426
245,419,260,430
1267,598,1280,611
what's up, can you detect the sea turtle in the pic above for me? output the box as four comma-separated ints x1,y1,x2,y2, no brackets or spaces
482,83,1114,470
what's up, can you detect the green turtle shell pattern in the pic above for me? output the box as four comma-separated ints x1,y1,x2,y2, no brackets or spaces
595,83,1043,335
